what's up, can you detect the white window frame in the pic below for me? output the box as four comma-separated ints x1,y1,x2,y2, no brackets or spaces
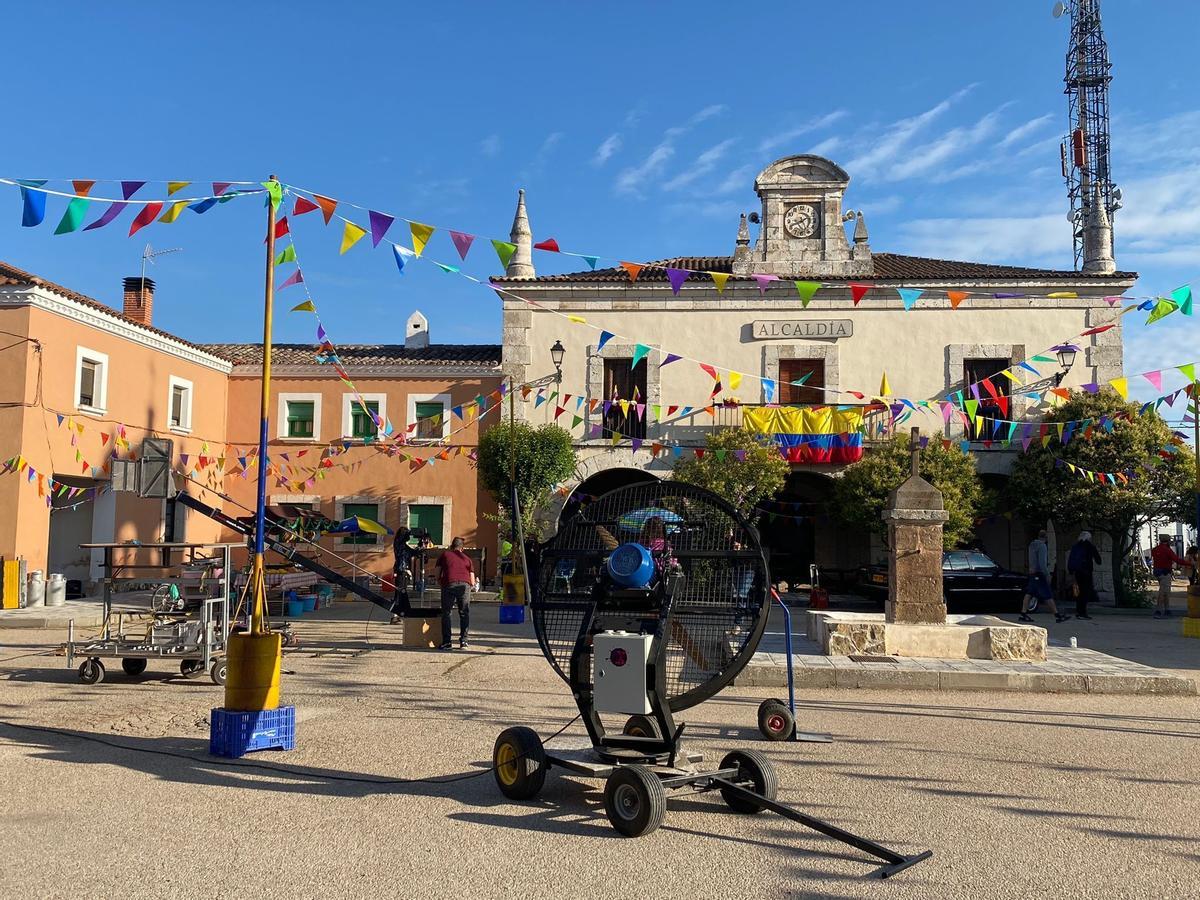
277,392,322,442
334,494,388,552
269,493,321,510
74,346,109,415
167,375,194,433
341,392,388,441
407,392,452,442
401,496,452,548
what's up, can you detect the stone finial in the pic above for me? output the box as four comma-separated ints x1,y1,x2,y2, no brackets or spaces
736,212,750,246
733,212,753,271
1082,183,1116,275
853,210,869,244
506,188,535,278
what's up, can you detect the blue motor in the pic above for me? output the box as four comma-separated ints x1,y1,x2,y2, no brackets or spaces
607,542,656,589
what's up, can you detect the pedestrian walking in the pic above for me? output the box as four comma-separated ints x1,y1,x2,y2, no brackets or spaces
1066,531,1102,619
436,536,474,649
1150,535,1192,618
390,526,412,624
1019,529,1070,624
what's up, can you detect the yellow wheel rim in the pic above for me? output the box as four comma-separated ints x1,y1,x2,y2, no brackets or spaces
496,742,519,786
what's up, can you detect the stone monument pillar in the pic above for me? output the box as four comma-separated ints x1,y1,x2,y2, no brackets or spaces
883,429,949,625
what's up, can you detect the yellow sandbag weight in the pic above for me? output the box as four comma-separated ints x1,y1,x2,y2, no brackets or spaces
224,631,282,711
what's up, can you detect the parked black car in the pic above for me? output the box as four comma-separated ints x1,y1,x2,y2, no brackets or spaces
861,550,1028,612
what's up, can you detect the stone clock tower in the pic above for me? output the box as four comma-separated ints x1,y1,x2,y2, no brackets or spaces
732,154,872,279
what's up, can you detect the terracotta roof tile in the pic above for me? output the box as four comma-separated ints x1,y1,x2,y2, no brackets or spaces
492,253,1135,284
202,343,502,367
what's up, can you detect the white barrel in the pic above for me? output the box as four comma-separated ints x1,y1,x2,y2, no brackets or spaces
46,573,67,607
26,571,45,607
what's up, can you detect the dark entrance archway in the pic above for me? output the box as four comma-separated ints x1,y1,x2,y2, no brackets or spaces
757,471,836,588
560,466,658,526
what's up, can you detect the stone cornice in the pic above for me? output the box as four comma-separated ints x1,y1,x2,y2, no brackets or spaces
0,285,233,374
228,363,502,379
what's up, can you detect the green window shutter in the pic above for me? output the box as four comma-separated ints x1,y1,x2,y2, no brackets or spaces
350,400,380,438
408,504,444,546
287,401,315,438
343,501,380,545
415,401,444,439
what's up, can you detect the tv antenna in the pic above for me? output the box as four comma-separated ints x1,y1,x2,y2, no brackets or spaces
140,243,183,283
1055,0,1119,270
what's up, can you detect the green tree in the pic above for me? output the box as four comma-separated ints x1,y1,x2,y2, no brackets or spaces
832,435,984,548
1005,391,1195,606
477,421,577,536
672,428,789,519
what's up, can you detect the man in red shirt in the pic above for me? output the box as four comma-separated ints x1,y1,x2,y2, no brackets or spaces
1150,535,1192,618
436,537,475,649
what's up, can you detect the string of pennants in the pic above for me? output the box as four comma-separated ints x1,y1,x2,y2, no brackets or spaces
1050,433,1189,487
1,454,105,508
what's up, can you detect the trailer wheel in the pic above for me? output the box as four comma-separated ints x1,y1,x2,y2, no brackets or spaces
79,658,105,685
492,727,547,800
604,765,666,837
121,658,148,677
180,659,205,678
757,699,795,741
719,750,778,814
210,660,227,686
622,714,661,739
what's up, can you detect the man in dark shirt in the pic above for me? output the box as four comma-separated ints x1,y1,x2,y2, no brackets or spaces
390,527,412,624
436,537,475,650
1066,531,1102,619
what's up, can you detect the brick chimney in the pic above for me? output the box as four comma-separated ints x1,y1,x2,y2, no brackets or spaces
122,276,155,326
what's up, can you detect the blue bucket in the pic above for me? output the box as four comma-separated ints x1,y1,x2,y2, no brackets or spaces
284,599,304,617
301,594,317,612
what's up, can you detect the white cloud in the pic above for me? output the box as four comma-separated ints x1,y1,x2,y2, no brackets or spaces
593,133,623,166
615,143,676,195
999,113,1054,148
715,163,756,196
522,131,564,180
887,105,1009,181
894,212,1071,266
846,84,977,180
480,134,501,157
690,104,727,125
663,138,738,191
757,110,848,154
807,136,842,158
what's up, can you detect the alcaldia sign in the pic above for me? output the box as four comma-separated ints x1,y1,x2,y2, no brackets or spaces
750,319,853,340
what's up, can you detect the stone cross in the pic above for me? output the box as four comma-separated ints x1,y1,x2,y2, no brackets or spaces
883,428,950,625
909,425,920,479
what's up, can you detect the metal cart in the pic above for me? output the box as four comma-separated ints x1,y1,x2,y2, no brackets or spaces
62,542,239,686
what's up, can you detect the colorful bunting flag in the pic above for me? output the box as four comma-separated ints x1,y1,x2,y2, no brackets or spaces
293,195,319,216
83,181,144,231
449,230,475,260
167,181,190,196
947,290,968,310
340,221,367,254
794,281,820,308
620,262,643,282
159,200,188,224
278,270,304,289
849,283,872,305
54,197,90,234
276,245,297,265
1172,285,1193,316
533,238,560,252
897,288,923,311
666,268,688,295
368,210,394,247
19,181,48,227
631,344,650,368
313,194,338,224
597,331,615,351
879,371,891,397
662,353,681,367
409,221,435,257
128,202,164,236
491,240,517,268
581,255,598,270
1047,291,1078,299
1146,297,1178,325
710,272,730,293
1110,377,1129,399
752,274,779,295
290,300,316,312
393,243,414,274
567,314,586,324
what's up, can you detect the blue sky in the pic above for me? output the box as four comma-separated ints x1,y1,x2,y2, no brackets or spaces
3,1,1197,404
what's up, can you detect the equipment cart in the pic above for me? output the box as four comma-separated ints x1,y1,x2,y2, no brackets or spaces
62,542,238,686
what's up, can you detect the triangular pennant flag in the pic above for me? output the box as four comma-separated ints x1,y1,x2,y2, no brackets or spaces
534,238,560,252
1146,297,1179,325
662,353,681,367
1178,363,1196,382
631,344,650,368
620,262,643,282
340,221,367,254
212,181,233,196
794,281,820,307
897,288,923,311
581,255,598,270
278,270,304,289
290,300,316,312
566,315,587,324
879,371,891,396
699,363,718,381
666,268,689,295
393,243,415,275
128,202,164,237
409,221,435,257
73,178,96,197
710,272,730,293
752,274,778,295
762,379,776,403
947,290,968,309
293,195,319,216
597,331,615,351
434,262,460,274
158,200,188,223
84,180,143,231
276,245,297,265
1144,370,1163,391
17,181,47,227
491,240,517,268
449,230,475,260
53,197,90,234
1172,285,1193,316
313,194,338,224
368,210,395,247
1081,323,1116,336
167,181,190,196
1047,291,1078,299
729,372,743,390
1110,377,1129,399
849,283,871,305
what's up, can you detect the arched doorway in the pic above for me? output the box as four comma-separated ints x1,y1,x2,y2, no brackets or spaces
757,471,836,587
560,466,658,526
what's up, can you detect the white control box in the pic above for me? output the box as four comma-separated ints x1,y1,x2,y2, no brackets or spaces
593,631,652,714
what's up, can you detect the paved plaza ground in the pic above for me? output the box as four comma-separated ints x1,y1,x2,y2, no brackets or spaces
1,601,1198,899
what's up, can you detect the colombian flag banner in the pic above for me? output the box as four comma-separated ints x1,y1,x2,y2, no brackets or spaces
743,407,864,464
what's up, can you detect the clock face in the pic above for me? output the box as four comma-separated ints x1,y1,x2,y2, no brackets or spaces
784,203,818,239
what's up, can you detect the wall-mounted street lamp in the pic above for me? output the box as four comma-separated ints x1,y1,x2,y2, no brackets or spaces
550,340,565,383
1021,344,1079,393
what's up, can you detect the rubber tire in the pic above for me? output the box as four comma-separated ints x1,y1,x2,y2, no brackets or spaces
622,714,662,739
180,659,205,679
79,658,105,685
757,699,795,742
210,660,227,686
121,658,148,677
492,726,547,801
719,749,778,814
603,765,667,837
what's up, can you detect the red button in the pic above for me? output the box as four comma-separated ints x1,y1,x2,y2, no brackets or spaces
610,648,627,667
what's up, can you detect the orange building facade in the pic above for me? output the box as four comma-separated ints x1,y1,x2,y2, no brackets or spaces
0,262,500,591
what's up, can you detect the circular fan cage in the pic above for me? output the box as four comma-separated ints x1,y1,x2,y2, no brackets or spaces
534,480,770,711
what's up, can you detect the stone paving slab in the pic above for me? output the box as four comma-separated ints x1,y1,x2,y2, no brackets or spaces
738,628,1197,695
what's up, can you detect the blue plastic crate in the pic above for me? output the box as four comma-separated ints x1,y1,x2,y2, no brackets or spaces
210,706,296,758
498,604,526,624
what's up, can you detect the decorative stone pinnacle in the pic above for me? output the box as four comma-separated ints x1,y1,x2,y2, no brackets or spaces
506,188,535,278
736,212,750,246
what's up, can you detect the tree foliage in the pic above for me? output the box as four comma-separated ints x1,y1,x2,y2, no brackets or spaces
832,435,984,548
1005,391,1195,603
477,421,577,533
672,428,790,519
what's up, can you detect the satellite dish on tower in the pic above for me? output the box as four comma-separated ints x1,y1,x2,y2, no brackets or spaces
1052,2,1067,19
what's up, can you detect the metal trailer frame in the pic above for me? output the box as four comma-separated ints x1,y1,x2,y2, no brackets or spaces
62,542,239,685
